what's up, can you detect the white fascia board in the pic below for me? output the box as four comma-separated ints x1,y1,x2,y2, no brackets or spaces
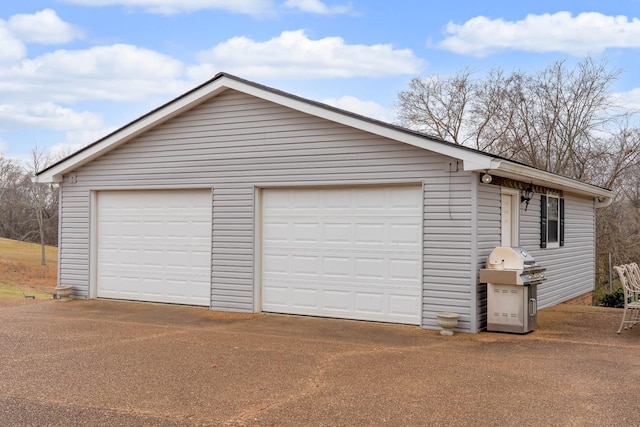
485,160,614,204
34,81,230,183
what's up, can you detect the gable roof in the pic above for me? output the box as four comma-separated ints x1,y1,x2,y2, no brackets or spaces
34,72,613,206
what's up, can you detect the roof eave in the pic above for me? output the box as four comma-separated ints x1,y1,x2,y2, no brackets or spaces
31,73,616,209
34,73,496,183
34,77,232,183
481,160,614,208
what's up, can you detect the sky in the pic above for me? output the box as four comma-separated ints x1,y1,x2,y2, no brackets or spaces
1,0,640,165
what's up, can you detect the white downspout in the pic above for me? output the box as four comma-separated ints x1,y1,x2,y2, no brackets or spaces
594,196,613,209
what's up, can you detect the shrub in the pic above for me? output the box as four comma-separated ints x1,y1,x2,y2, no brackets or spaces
599,288,625,308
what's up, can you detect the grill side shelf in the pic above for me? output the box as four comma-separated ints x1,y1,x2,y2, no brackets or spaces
479,267,546,286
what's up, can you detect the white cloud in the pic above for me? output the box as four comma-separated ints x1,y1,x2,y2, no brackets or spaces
49,142,87,159
65,127,118,146
322,96,392,122
186,63,220,84
59,0,275,16
0,44,188,103
0,103,103,131
0,139,8,154
0,9,82,64
7,9,84,45
613,88,640,113
439,12,640,57
62,0,353,16
283,0,352,15
196,30,425,79
45,127,119,162
0,24,26,62
48,141,89,161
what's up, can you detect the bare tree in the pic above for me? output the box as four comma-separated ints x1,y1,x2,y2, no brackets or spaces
0,150,59,263
0,156,28,240
397,68,476,145
24,146,57,265
397,58,625,175
396,57,640,287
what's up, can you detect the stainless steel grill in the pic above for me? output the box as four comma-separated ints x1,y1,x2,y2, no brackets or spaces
479,247,547,334
480,246,546,286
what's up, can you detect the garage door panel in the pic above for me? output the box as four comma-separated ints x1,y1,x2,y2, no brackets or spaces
324,290,350,311
97,190,212,306
355,224,385,244
293,223,320,242
263,285,289,306
262,186,422,325
324,224,350,243
324,257,350,277
389,294,421,317
292,288,318,308
355,292,384,313
292,255,319,275
354,257,384,279
264,222,289,241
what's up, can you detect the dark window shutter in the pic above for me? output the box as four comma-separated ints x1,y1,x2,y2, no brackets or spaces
559,198,565,247
540,195,547,248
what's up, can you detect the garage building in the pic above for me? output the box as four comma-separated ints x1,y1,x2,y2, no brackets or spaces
35,73,613,333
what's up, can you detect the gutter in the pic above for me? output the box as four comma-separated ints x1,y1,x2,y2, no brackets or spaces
471,159,615,209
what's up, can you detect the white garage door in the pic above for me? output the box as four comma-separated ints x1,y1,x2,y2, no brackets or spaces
262,186,423,325
97,189,212,306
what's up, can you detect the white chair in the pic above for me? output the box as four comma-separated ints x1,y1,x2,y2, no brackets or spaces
626,263,640,292
614,265,640,333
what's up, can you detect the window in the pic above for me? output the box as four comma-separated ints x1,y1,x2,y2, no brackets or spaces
540,194,564,248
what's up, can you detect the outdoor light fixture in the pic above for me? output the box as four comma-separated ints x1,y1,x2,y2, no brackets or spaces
481,173,493,184
521,183,534,211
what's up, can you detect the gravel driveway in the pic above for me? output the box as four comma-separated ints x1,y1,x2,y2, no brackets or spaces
1,299,638,426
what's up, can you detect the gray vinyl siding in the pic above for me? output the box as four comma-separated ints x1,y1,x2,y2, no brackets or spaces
211,185,254,311
422,169,475,331
58,89,477,329
520,193,595,308
476,183,501,330
58,184,90,298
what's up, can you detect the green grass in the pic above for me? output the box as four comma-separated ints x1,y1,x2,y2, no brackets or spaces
0,237,58,299
0,286,52,300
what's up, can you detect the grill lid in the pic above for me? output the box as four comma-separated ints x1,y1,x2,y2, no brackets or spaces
485,246,536,270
